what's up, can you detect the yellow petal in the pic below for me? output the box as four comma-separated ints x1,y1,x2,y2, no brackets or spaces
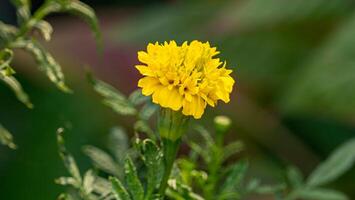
138,77,160,96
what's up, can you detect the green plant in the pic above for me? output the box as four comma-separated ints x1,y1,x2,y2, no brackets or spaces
0,0,101,148
56,76,355,200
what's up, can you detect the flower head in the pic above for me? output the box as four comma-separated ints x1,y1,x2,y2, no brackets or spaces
136,40,235,119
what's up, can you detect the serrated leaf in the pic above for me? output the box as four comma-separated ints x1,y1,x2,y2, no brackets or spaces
287,166,304,189
108,126,129,163
110,177,131,200
57,129,82,183
128,89,149,105
0,124,17,149
124,157,144,200
141,139,163,199
88,74,137,116
11,39,71,92
220,160,248,195
289,188,349,200
307,138,355,187
83,145,120,177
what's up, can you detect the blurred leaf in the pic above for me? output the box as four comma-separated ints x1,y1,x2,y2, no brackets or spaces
288,188,349,200
88,74,137,116
57,193,76,200
0,48,32,108
83,145,120,177
33,20,53,41
11,0,31,25
57,129,82,184
280,11,355,119
0,124,17,149
140,139,163,199
307,138,355,187
219,160,248,195
55,177,78,187
124,157,144,200
110,177,131,200
93,176,112,198
222,141,244,162
287,166,304,189
139,102,158,121
108,126,129,162
0,22,18,48
134,120,156,140
12,39,71,92
83,169,95,194
30,0,101,49
128,89,149,105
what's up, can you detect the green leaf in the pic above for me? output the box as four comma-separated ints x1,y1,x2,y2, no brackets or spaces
83,169,95,194
33,20,53,41
287,166,304,189
108,126,129,162
88,74,137,116
55,177,78,187
57,128,82,183
141,139,163,199
139,103,158,121
0,124,17,149
134,120,155,140
110,176,131,200
219,160,248,195
222,141,244,161
57,193,76,200
289,188,349,200
11,39,71,92
0,49,32,108
83,145,120,177
55,0,102,49
124,157,144,200
11,0,31,25
307,138,355,187
92,176,112,197
0,22,18,48
128,89,149,105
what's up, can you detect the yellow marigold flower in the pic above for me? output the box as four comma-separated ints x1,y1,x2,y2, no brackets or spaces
136,40,235,119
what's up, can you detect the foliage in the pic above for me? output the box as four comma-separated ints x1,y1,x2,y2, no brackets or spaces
56,77,355,200
0,0,101,148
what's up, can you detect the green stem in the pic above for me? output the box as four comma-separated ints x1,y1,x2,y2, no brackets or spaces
158,138,181,197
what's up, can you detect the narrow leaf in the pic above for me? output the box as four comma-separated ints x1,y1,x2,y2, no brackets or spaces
290,188,349,200
108,126,129,163
83,145,120,176
83,169,96,194
287,166,304,189
12,39,71,92
220,160,248,194
307,138,355,187
110,176,131,200
88,74,137,116
57,128,82,183
0,124,17,149
11,0,31,25
128,89,149,105
124,157,144,200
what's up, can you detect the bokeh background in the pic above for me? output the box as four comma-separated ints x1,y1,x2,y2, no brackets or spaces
1,0,355,199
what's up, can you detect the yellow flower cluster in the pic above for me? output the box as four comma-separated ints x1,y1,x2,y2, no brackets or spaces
136,40,235,119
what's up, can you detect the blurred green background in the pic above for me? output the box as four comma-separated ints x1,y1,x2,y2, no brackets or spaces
1,0,355,199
